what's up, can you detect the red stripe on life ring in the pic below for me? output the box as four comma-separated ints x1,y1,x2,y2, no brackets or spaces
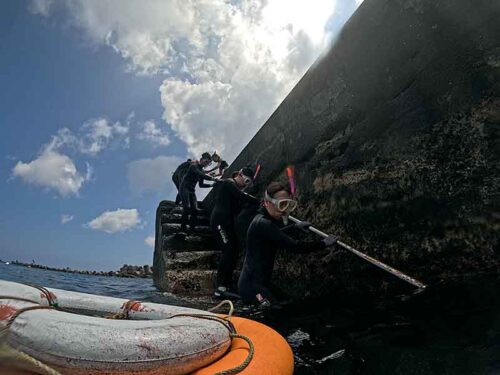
0,304,17,321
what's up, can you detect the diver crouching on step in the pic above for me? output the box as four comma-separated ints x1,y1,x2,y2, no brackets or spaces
238,182,338,309
211,166,260,299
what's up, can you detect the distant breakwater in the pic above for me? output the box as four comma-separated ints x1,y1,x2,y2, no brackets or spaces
4,261,153,279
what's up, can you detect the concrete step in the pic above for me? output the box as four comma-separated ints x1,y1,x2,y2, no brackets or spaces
170,205,209,218
162,233,218,252
161,223,213,237
165,251,220,270
161,213,210,226
158,200,177,212
163,270,217,296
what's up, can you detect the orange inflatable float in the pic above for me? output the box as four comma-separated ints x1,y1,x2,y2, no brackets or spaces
195,316,294,375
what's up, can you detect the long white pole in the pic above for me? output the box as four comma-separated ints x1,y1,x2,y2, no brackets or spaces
288,215,427,289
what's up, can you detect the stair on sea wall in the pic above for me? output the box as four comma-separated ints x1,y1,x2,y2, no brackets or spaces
153,200,220,296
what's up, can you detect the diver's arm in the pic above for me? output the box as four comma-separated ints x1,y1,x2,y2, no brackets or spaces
228,181,260,205
265,220,326,253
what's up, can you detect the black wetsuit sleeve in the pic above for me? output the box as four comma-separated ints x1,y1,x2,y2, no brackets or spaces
265,220,326,253
199,179,214,188
191,165,216,182
280,224,297,233
228,182,260,205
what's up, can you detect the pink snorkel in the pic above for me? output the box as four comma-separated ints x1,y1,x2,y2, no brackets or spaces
286,166,296,197
253,163,261,181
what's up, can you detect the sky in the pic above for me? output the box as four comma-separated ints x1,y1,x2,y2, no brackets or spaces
0,0,363,271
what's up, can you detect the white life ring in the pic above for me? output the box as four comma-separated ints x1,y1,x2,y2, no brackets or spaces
0,280,231,374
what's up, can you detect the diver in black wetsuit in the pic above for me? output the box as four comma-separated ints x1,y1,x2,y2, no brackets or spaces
234,186,260,256
233,164,262,261
172,159,192,205
238,182,338,308
211,167,260,298
179,152,216,231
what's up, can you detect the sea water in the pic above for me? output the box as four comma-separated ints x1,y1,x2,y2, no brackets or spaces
1,263,499,374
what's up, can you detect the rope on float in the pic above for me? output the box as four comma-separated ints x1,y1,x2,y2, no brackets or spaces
105,298,253,373
208,299,235,320
26,283,60,308
216,334,255,375
166,313,254,375
208,300,254,375
106,298,253,373
0,296,41,304
1,287,254,374
0,295,61,375
166,300,254,374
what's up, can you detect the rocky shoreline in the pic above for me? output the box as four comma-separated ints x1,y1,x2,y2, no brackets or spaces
3,261,153,279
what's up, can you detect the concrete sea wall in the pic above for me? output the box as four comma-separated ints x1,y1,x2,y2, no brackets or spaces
204,0,500,299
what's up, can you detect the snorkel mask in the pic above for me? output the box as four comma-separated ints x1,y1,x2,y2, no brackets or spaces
231,170,252,186
264,190,298,224
239,167,254,186
241,174,252,186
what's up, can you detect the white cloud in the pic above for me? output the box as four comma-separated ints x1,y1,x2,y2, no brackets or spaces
156,0,341,159
78,118,129,156
32,0,362,159
41,118,129,157
136,120,170,147
46,128,78,151
145,236,155,248
61,214,74,224
127,155,184,195
126,112,135,125
29,0,54,16
87,208,141,234
12,148,90,197
11,116,127,196
59,0,195,75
